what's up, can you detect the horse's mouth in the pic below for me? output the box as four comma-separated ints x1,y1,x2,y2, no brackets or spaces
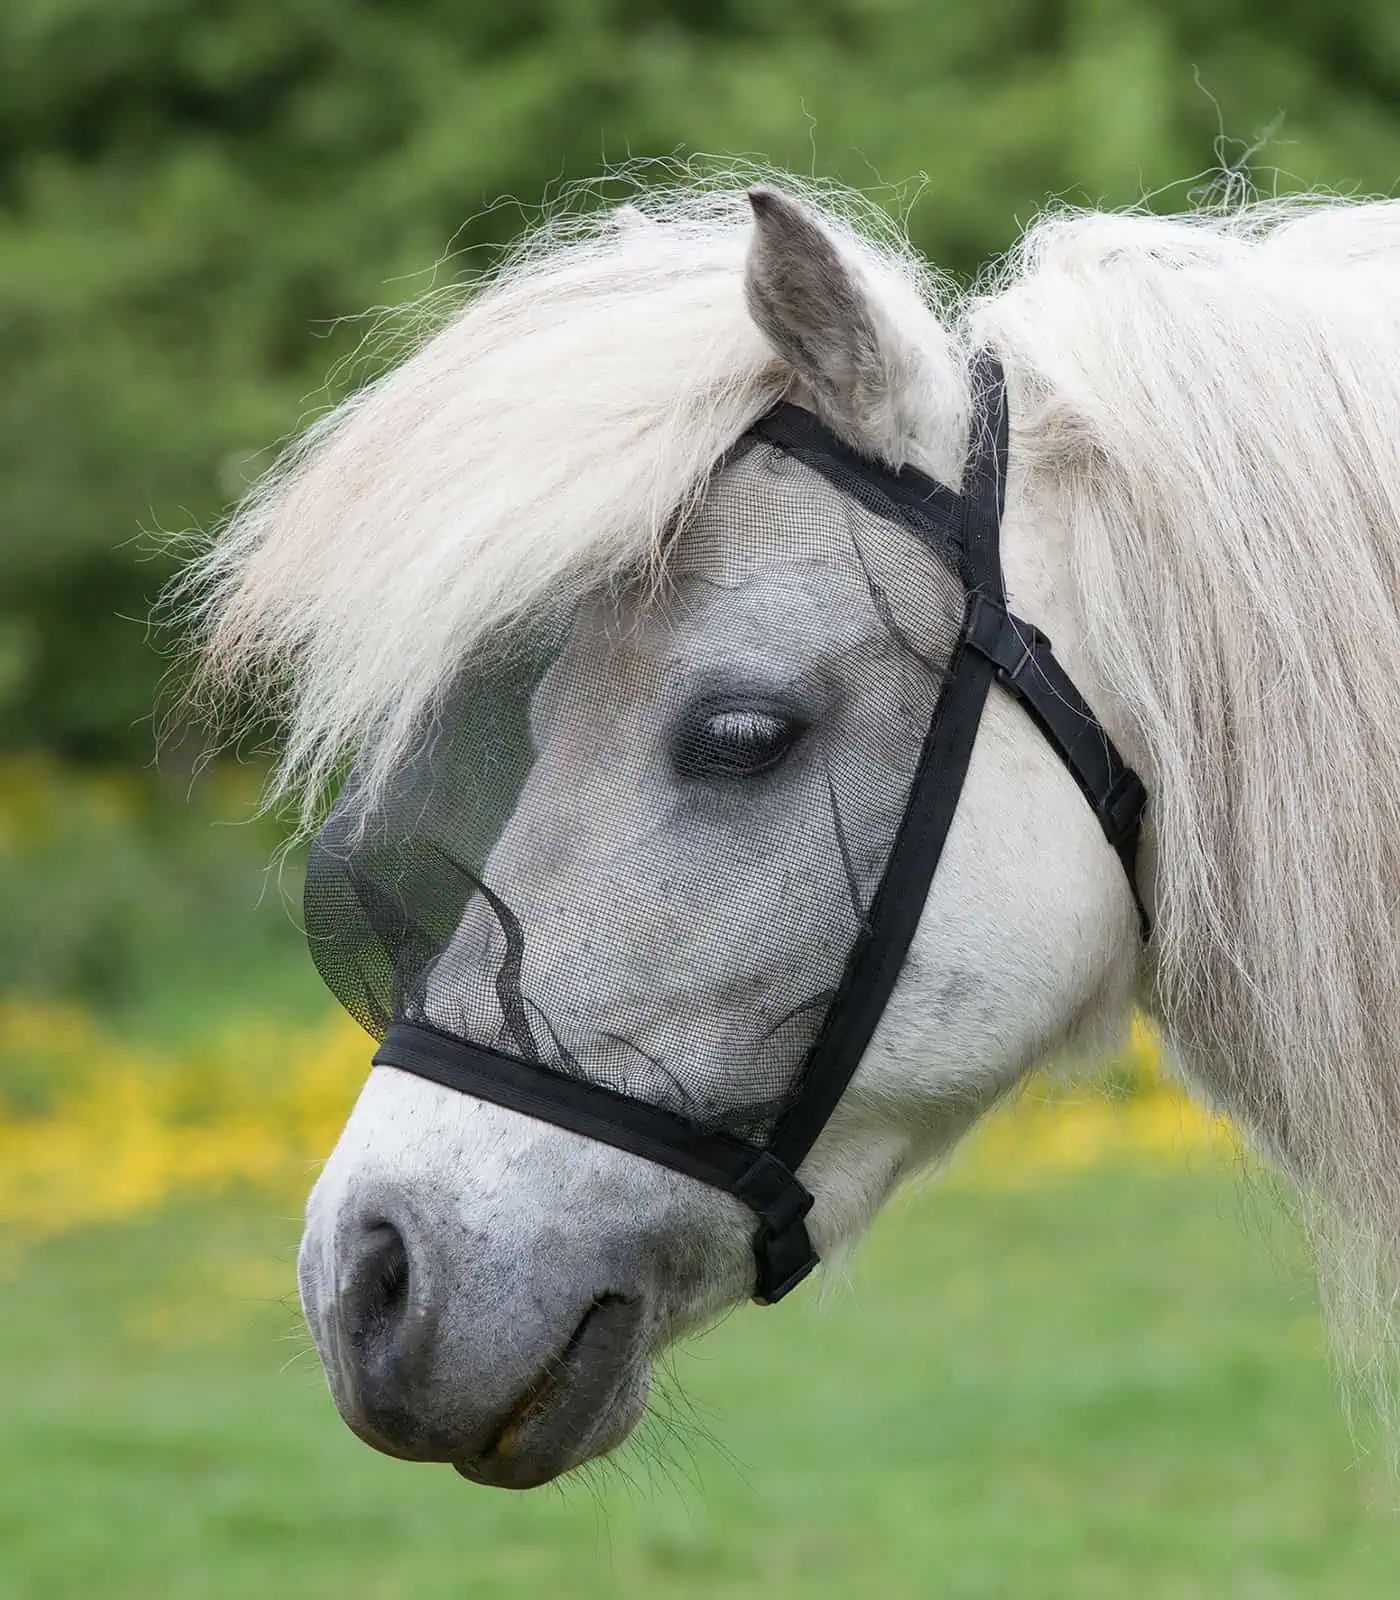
453,1294,651,1490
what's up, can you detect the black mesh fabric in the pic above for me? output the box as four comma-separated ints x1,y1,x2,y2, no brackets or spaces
305,418,968,1147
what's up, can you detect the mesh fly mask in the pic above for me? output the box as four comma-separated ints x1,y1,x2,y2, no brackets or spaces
305,354,1149,1304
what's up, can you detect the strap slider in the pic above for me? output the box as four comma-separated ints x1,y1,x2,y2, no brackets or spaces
1097,768,1148,851
964,592,1051,686
733,1151,814,1236
734,1152,818,1305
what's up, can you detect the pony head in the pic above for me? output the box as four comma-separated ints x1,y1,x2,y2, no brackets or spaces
183,171,1400,1483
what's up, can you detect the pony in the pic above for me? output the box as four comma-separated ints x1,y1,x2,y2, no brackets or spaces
182,168,1400,1487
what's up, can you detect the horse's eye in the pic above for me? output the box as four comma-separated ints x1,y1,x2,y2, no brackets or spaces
672,701,806,779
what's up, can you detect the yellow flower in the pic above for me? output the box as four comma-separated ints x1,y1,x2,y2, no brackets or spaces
0,999,1235,1252
0,1000,369,1246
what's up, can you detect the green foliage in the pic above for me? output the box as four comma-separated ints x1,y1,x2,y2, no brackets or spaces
4,0,1400,764
0,758,316,1029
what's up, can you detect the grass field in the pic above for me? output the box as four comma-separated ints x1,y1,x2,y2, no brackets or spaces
5,1153,1400,1598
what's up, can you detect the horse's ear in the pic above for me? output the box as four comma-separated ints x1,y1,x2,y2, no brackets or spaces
744,186,915,458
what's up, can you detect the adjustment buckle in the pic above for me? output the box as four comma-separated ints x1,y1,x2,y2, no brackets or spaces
734,1152,818,1305
752,1225,819,1305
1097,768,1148,851
964,592,1050,687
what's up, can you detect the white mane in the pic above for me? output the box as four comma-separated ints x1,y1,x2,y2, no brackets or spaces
976,197,1400,1396
180,176,960,821
187,172,1400,1400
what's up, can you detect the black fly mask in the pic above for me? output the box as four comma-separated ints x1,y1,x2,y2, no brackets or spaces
305,354,1148,1303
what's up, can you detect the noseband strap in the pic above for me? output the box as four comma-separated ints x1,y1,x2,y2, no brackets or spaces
371,1022,820,1303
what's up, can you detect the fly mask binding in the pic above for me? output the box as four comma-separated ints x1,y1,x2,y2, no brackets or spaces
305,352,1148,1305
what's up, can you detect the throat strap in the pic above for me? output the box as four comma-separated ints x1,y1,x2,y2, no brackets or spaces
963,592,1149,937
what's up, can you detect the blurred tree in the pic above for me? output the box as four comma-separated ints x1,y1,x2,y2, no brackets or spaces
3,0,1398,763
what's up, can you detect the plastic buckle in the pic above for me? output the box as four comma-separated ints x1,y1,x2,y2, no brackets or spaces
1098,768,1148,850
752,1225,819,1305
965,593,1050,687
735,1152,818,1305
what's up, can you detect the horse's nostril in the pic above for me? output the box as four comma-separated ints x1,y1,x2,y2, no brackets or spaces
343,1219,415,1365
323,1205,459,1460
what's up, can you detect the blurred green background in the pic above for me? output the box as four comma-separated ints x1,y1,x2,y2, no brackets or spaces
4,2,1400,1595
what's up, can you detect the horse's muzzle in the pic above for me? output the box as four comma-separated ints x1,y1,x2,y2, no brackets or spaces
298,1178,651,1486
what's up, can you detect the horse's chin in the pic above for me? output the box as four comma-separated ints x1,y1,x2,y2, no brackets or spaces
451,1348,653,1491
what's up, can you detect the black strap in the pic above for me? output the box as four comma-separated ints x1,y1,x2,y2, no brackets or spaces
764,353,1012,1177
749,402,964,533
372,1020,818,1303
959,349,1010,598
962,595,1150,939
959,351,1148,936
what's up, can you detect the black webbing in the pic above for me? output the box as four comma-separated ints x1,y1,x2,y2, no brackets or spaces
749,403,963,534
962,594,1149,937
958,350,1011,599
957,352,1148,934
372,1021,818,1302
764,352,1012,1177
